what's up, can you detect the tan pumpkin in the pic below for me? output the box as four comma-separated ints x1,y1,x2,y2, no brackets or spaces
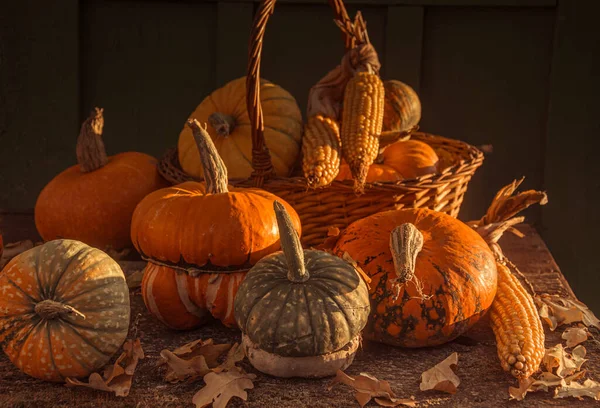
178,77,303,180
0,239,130,382
336,139,439,183
382,80,421,133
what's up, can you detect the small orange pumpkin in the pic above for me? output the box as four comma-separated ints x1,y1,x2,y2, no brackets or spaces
0,239,130,382
382,80,421,133
34,108,167,251
333,208,497,347
132,119,301,329
336,139,439,183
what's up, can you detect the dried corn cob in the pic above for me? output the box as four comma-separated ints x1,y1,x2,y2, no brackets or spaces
489,260,545,379
302,115,342,188
341,71,385,191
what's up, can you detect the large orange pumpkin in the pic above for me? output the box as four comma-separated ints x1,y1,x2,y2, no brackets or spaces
35,108,167,251
178,77,303,180
336,139,439,183
0,239,130,382
333,208,497,347
382,80,421,134
132,119,301,329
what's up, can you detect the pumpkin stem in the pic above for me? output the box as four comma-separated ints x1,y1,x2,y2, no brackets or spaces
208,112,236,137
273,200,307,282
186,118,229,194
390,223,423,284
34,299,86,320
76,107,108,173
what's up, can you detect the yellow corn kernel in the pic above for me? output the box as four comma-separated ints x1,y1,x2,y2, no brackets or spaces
341,71,385,191
302,115,341,188
489,262,545,379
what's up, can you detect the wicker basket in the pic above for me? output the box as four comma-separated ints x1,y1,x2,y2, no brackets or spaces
159,0,484,247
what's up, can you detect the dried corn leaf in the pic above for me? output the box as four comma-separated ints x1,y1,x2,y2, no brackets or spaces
536,294,600,331
562,327,590,348
554,378,600,400
65,338,144,397
419,353,460,394
328,370,415,408
192,370,256,408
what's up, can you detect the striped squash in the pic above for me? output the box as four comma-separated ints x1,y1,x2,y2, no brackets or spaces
0,239,130,382
382,80,421,134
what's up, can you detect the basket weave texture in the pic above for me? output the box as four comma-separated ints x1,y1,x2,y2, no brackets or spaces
158,0,484,247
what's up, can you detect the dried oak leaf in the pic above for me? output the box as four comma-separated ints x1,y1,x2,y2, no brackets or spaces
66,338,144,397
192,370,256,408
562,327,590,348
543,344,587,378
328,370,416,408
159,338,233,383
419,353,460,394
508,371,587,400
554,378,600,400
213,342,245,373
536,294,600,331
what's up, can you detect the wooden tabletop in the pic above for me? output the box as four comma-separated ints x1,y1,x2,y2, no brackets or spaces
0,218,598,408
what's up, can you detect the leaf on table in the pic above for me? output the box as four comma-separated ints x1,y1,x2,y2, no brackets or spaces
125,268,145,289
508,370,587,401
543,344,587,378
213,342,245,373
554,378,600,400
535,294,600,331
65,338,144,397
0,240,34,269
160,350,211,383
508,377,537,401
419,353,460,394
328,370,415,408
158,338,231,367
562,327,590,348
192,370,256,408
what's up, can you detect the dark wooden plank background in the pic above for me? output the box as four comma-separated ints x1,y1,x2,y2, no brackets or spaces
1,0,599,313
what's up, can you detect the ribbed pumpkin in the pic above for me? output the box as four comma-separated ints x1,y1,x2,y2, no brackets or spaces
333,208,497,348
132,119,301,329
235,201,370,378
34,108,167,251
0,239,130,382
178,77,303,180
336,139,439,183
382,80,421,134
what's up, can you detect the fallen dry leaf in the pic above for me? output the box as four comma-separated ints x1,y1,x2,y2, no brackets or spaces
536,294,600,331
562,327,590,348
328,226,341,237
159,338,231,367
508,371,587,400
66,338,144,397
160,350,211,383
420,353,460,394
125,268,145,289
508,377,536,401
554,378,600,400
543,344,587,378
0,240,34,269
213,343,245,373
192,370,256,408
328,370,415,408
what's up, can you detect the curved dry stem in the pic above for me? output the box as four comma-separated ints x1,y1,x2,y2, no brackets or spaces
186,119,229,194
273,201,307,283
35,299,86,320
76,107,108,173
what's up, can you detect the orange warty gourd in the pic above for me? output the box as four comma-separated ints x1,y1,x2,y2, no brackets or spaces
178,77,303,180
0,239,130,382
336,139,439,183
382,80,421,134
332,208,497,347
34,108,167,251
132,119,301,330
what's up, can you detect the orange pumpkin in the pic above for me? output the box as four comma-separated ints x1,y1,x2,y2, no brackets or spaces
333,208,497,347
34,108,167,251
382,80,421,133
336,139,439,183
0,239,130,382
132,119,301,329
178,77,303,180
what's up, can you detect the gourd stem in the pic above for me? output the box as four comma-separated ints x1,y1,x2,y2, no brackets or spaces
273,201,307,282
208,112,236,137
76,107,108,173
390,223,424,283
35,299,86,320
186,119,229,194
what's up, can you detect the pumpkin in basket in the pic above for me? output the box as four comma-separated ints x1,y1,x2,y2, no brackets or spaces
177,77,303,180
132,119,301,329
332,208,497,348
336,139,439,183
382,80,421,134
234,201,370,378
34,108,167,251
0,239,130,382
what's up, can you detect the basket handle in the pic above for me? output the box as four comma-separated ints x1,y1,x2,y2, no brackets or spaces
246,0,357,187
